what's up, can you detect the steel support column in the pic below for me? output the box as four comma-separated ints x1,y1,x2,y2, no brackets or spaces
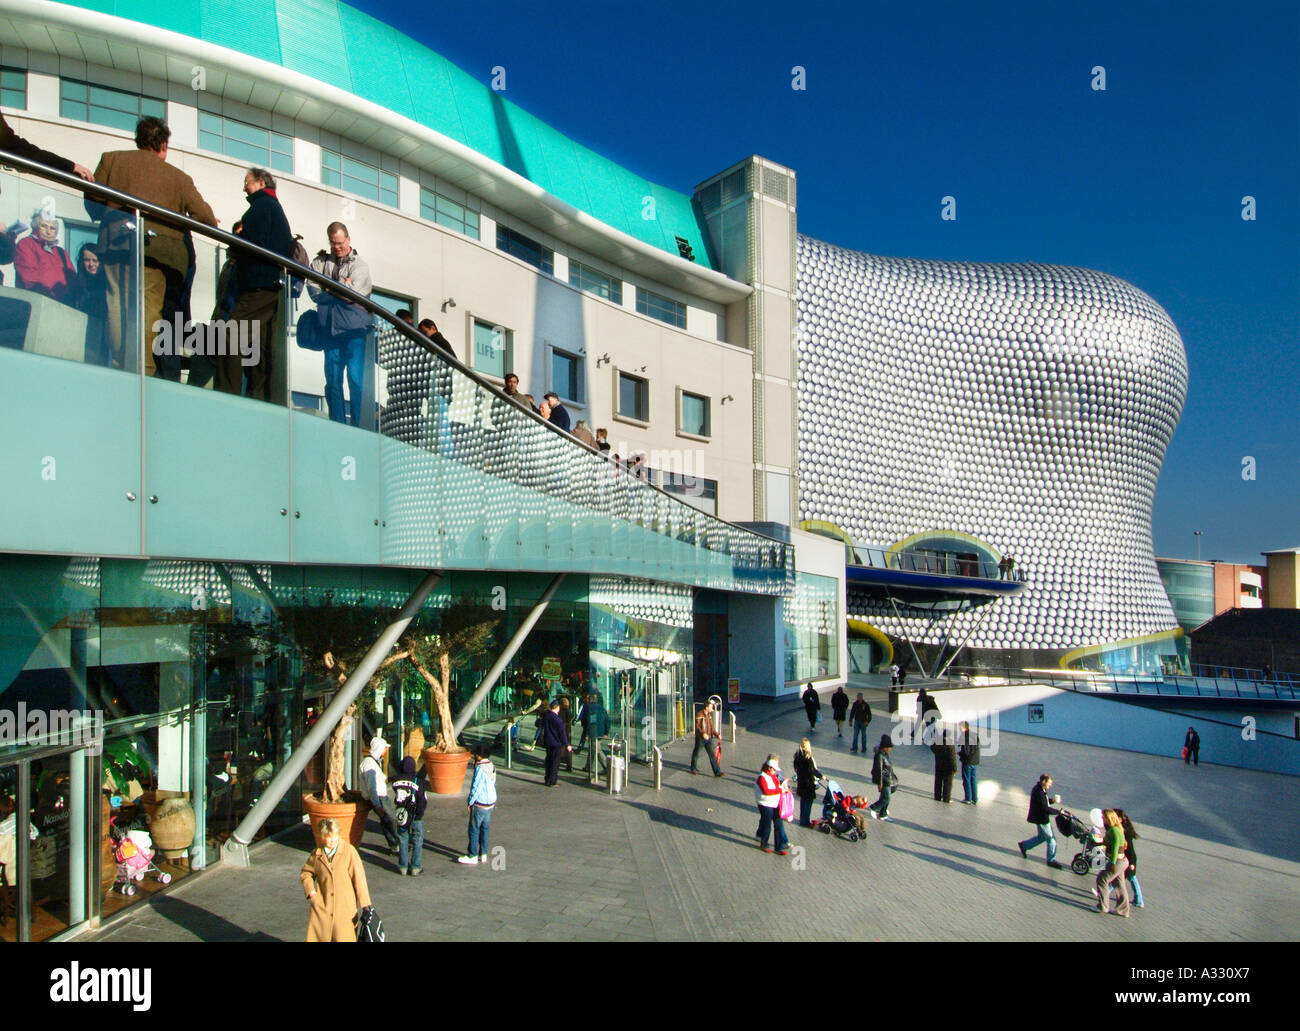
222,570,443,867
451,574,566,739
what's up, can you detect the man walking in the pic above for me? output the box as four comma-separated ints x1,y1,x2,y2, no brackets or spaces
93,116,217,373
868,735,897,822
1184,726,1201,766
689,699,724,776
308,222,372,425
849,693,872,753
358,736,401,855
830,684,849,737
1017,774,1064,869
958,719,980,804
540,699,571,786
217,167,293,400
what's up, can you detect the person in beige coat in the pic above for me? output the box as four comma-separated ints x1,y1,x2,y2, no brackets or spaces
300,817,371,942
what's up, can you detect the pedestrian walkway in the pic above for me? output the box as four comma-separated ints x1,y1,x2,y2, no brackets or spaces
92,695,1300,942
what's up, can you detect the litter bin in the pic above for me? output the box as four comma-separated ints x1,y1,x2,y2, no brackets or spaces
608,735,626,795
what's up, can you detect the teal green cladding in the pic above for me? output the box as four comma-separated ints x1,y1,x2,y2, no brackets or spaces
52,0,712,269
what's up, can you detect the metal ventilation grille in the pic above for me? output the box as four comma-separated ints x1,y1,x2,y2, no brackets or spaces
762,167,789,203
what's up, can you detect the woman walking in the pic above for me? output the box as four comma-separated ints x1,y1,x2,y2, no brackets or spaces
300,817,371,941
793,738,822,827
1095,809,1131,917
802,683,821,732
1111,809,1145,909
755,754,791,855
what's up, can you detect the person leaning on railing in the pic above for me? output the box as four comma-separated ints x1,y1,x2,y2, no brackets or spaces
0,113,93,182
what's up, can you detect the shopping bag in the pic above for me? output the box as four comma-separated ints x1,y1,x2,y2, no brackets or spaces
778,789,795,822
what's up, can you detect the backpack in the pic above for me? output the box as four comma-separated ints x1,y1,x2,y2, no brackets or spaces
870,752,882,788
289,235,310,298
391,776,419,827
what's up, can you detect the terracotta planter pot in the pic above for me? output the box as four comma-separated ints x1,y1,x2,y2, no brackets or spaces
140,790,195,857
422,748,471,795
302,796,367,847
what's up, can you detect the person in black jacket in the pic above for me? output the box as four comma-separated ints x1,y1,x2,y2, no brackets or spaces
830,685,850,737
931,724,958,802
849,693,872,753
958,720,981,804
540,700,571,786
217,167,294,400
390,755,427,876
1017,774,1064,868
0,113,92,180
1183,727,1200,766
792,738,822,827
802,683,821,732
916,687,941,744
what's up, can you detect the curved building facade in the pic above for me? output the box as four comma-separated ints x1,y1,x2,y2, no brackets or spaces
796,236,1188,669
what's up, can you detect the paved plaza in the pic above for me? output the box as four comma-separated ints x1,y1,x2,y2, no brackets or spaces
93,680,1300,942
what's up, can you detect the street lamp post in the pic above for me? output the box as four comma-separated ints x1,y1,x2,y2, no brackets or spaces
1194,530,1203,561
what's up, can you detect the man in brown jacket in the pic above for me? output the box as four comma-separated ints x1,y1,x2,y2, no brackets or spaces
93,116,217,374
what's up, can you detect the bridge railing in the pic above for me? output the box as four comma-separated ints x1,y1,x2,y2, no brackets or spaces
941,665,1300,702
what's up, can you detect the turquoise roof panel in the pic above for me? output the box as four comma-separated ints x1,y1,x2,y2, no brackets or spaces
49,0,714,270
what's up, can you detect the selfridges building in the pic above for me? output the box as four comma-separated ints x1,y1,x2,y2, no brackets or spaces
796,236,1188,671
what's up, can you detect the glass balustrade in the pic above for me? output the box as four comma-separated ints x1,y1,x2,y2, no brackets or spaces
0,160,792,593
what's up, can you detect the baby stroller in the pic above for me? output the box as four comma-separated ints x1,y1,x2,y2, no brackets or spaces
1055,808,1106,875
814,779,867,843
108,816,172,895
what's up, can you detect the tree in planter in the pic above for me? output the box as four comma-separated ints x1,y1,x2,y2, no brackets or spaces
401,599,499,754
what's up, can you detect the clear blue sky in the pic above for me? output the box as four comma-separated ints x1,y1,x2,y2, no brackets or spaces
354,0,1298,564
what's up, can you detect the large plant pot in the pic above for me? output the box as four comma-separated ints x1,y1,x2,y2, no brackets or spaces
422,748,471,795
139,790,195,859
302,795,366,848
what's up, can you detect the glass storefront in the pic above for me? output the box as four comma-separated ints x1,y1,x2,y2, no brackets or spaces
1,554,704,936
784,572,840,683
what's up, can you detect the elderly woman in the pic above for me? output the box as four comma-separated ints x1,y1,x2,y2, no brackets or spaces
755,754,791,855
14,211,75,303
300,817,371,942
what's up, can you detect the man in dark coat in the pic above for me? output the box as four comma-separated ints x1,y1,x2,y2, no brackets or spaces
1017,774,1064,869
931,725,958,802
849,693,873,753
217,167,294,400
543,392,571,431
1184,726,1201,766
802,683,821,731
830,685,850,737
540,700,571,786
958,720,981,804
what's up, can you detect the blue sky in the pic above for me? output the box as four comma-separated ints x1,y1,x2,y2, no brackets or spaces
355,0,1298,564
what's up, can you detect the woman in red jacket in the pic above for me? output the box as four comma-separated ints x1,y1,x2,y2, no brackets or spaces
14,212,75,302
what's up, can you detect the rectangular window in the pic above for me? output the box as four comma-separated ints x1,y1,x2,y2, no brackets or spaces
198,111,293,173
322,148,398,207
419,186,480,239
550,347,582,403
496,225,553,275
617,370,649,423
636,287,687,328
370,288,414,330
60,79,165,133
1,68,26,110
678,389,711,438
662,473,717,516
472,318,512,379
569,260,622,304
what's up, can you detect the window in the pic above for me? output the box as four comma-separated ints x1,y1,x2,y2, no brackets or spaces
569,260,622,304
419,187,480,239
617,370,649,423
662,472,717,516
60,79,165,133
370,288,415,330
550,347,583,402
198,112,293,173
322,148,398,207
496,225,553,275
472,319,512,379
678,389,711,438
292,391,323,413
1,68,26,109
637,287,686,329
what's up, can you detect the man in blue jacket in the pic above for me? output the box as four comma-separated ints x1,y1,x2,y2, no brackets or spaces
540,699,572,786
217,167,293,400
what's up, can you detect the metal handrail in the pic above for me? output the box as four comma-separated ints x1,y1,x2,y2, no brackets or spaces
941,664,1299,702
846,544,1024,582
0,148,795,575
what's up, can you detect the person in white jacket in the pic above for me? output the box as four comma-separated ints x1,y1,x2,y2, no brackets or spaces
755,754,791,855
358,736,400,854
